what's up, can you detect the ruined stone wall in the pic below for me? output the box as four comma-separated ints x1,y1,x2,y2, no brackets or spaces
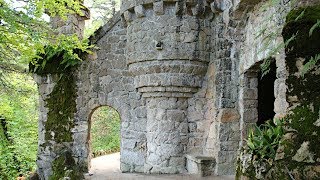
35,0,320,178
35,74,59,179
234,0,290,145
35,7,90,179
236,2,320,179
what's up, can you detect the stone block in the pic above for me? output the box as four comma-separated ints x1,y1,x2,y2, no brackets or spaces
189,122,197,132
123,11,133,22
216,162,236,175
154,1,164,15
134,5,145,18
167,110,186,122
120,162,132,173
121,150,145,166
185,154,216,177
243,100,258,109
242,88,258,100
217,108,240,123
243,108,258,122
169,157,185,167
134,165,144,173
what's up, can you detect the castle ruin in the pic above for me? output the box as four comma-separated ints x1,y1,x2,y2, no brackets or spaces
34,0,320,179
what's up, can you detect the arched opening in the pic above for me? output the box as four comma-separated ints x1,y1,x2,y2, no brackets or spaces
257,61,277,125
88,106,121,174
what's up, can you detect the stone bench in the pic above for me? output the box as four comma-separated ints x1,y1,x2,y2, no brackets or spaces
185,154,216,177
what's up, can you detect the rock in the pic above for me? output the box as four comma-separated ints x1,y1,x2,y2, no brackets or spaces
218,108,240,123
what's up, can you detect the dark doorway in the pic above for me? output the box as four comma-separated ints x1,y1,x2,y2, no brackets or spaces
257,61,277,125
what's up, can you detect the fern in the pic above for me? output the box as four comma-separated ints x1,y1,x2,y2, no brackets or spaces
301,53,320,77
309,19,320,37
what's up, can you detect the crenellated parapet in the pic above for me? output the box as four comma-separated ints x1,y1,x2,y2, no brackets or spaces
121,0,217,99
121,0,216,23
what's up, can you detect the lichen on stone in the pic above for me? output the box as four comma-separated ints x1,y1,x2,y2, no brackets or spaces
292,141,315,163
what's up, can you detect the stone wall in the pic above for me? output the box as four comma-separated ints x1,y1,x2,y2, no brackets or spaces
76,13,147,173
35,0,320,178
234,0,290,145
121,0,213,174
236,2,320,179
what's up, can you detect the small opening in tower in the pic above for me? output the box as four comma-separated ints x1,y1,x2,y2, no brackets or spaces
257,61,277,125
155,41,163,50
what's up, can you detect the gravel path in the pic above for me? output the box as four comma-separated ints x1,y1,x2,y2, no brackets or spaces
85,153,234,180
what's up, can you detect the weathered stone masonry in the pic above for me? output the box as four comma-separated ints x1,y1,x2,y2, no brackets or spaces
35,0,320,179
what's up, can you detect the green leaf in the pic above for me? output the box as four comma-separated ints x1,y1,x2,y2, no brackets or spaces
309,19,320,37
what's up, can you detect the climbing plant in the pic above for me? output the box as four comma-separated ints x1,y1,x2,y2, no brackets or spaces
29,34,93,74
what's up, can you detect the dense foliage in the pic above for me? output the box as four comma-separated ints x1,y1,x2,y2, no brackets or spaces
29,34,93,74
84,0,120,38
0,0,84,85
91,106,120,157
0,73,38,179
237,120,286,179
0,0,117,179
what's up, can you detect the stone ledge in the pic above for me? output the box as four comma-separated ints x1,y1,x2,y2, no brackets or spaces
185,154,216,177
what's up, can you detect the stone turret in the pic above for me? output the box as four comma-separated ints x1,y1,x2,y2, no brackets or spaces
50,6,90,39
121,0,213,174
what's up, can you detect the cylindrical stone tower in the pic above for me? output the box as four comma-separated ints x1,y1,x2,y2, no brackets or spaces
121,0,213,174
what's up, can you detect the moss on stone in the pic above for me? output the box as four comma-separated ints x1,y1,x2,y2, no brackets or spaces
287,105,320,157
50,151,83,180
283,4,320,160
44,72,77,143
31,46,82,178
237,5,320,179
273,4,320,179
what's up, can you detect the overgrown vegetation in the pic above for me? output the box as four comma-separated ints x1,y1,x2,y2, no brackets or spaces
237,3,320,179
91,106,121,157
29,35,93,74
237,120,286,179
0,73,38,179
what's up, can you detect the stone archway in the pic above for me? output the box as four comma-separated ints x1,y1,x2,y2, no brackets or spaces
87,105,121,172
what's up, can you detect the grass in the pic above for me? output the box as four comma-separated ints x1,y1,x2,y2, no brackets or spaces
90,106,120,157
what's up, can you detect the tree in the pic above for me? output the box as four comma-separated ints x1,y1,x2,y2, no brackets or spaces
0,1,85,178
0,0,84,88
84,0,120,37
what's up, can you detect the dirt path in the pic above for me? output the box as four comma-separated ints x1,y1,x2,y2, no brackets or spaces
85,153,234,180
